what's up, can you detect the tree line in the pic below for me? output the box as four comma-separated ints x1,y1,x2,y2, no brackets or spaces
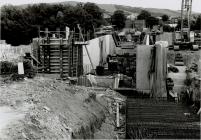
1,3,200,46
136,10,201,32
1,3,105,46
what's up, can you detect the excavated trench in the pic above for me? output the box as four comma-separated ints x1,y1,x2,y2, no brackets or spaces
0,76,125,139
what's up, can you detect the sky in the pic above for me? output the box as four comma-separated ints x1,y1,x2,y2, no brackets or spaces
0,0,201,13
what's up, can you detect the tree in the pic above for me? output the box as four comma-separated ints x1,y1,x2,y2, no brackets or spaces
176,18,188,30
1,3,105,45
162,14,169,22
163,25,174,32
1,5,35,45
192,15,201,30
137,10,159,28
111,10,126,30
83,2,104,28
146,16,159,28
137,10,151,20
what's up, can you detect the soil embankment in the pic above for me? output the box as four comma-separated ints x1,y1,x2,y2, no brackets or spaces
0,76,125,139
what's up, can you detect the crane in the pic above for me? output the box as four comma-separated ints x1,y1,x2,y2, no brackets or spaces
180,0,192,40
173,0,198,51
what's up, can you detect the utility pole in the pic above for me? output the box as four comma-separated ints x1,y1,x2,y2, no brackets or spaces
181,0,184,40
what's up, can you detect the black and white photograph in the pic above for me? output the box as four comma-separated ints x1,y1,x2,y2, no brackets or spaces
0,0,201,139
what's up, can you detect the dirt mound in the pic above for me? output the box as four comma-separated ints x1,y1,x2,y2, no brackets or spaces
0,76,125,139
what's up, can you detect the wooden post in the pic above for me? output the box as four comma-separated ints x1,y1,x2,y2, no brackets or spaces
116,102,120,128
42,45,45,73
45,28,48,38
69,37,73,77
56,27,60,38
66,26,70,40
47,44,50,73
18,56,24,75
71,39,74,76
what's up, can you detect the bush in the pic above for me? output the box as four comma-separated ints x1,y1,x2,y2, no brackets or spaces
0,61,18,74
0,59,36,79
163,25,174,32
184,78,192,86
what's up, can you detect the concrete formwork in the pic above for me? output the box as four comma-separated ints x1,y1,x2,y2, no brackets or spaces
136,45,152,93
32,38,83,77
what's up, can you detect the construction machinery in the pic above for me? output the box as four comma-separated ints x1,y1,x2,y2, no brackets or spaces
173,0,199,51
174,53,185,66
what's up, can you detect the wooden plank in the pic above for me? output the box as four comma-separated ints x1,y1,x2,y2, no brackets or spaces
50,52,60,56
60,39,63,78
49,59,69,63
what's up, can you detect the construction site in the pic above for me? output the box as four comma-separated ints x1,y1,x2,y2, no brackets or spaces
0,0,201,139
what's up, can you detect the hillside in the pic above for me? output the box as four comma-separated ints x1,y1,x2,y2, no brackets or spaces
0,75,125,139
56,1,200,17
16,1,200,18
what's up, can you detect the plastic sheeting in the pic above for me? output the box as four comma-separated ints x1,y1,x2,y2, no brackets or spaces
83,35,116,74
83,38,100,68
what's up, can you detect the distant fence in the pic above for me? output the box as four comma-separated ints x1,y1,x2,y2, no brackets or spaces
0,44,31,61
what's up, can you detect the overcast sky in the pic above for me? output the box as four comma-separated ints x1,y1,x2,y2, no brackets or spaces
0,0,201,13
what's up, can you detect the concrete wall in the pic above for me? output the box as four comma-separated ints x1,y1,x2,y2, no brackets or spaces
136,45,152,93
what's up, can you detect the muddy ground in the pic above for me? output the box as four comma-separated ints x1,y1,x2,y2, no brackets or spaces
0,75,125,139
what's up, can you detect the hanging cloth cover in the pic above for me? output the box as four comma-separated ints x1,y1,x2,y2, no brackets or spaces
149,41,168,98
